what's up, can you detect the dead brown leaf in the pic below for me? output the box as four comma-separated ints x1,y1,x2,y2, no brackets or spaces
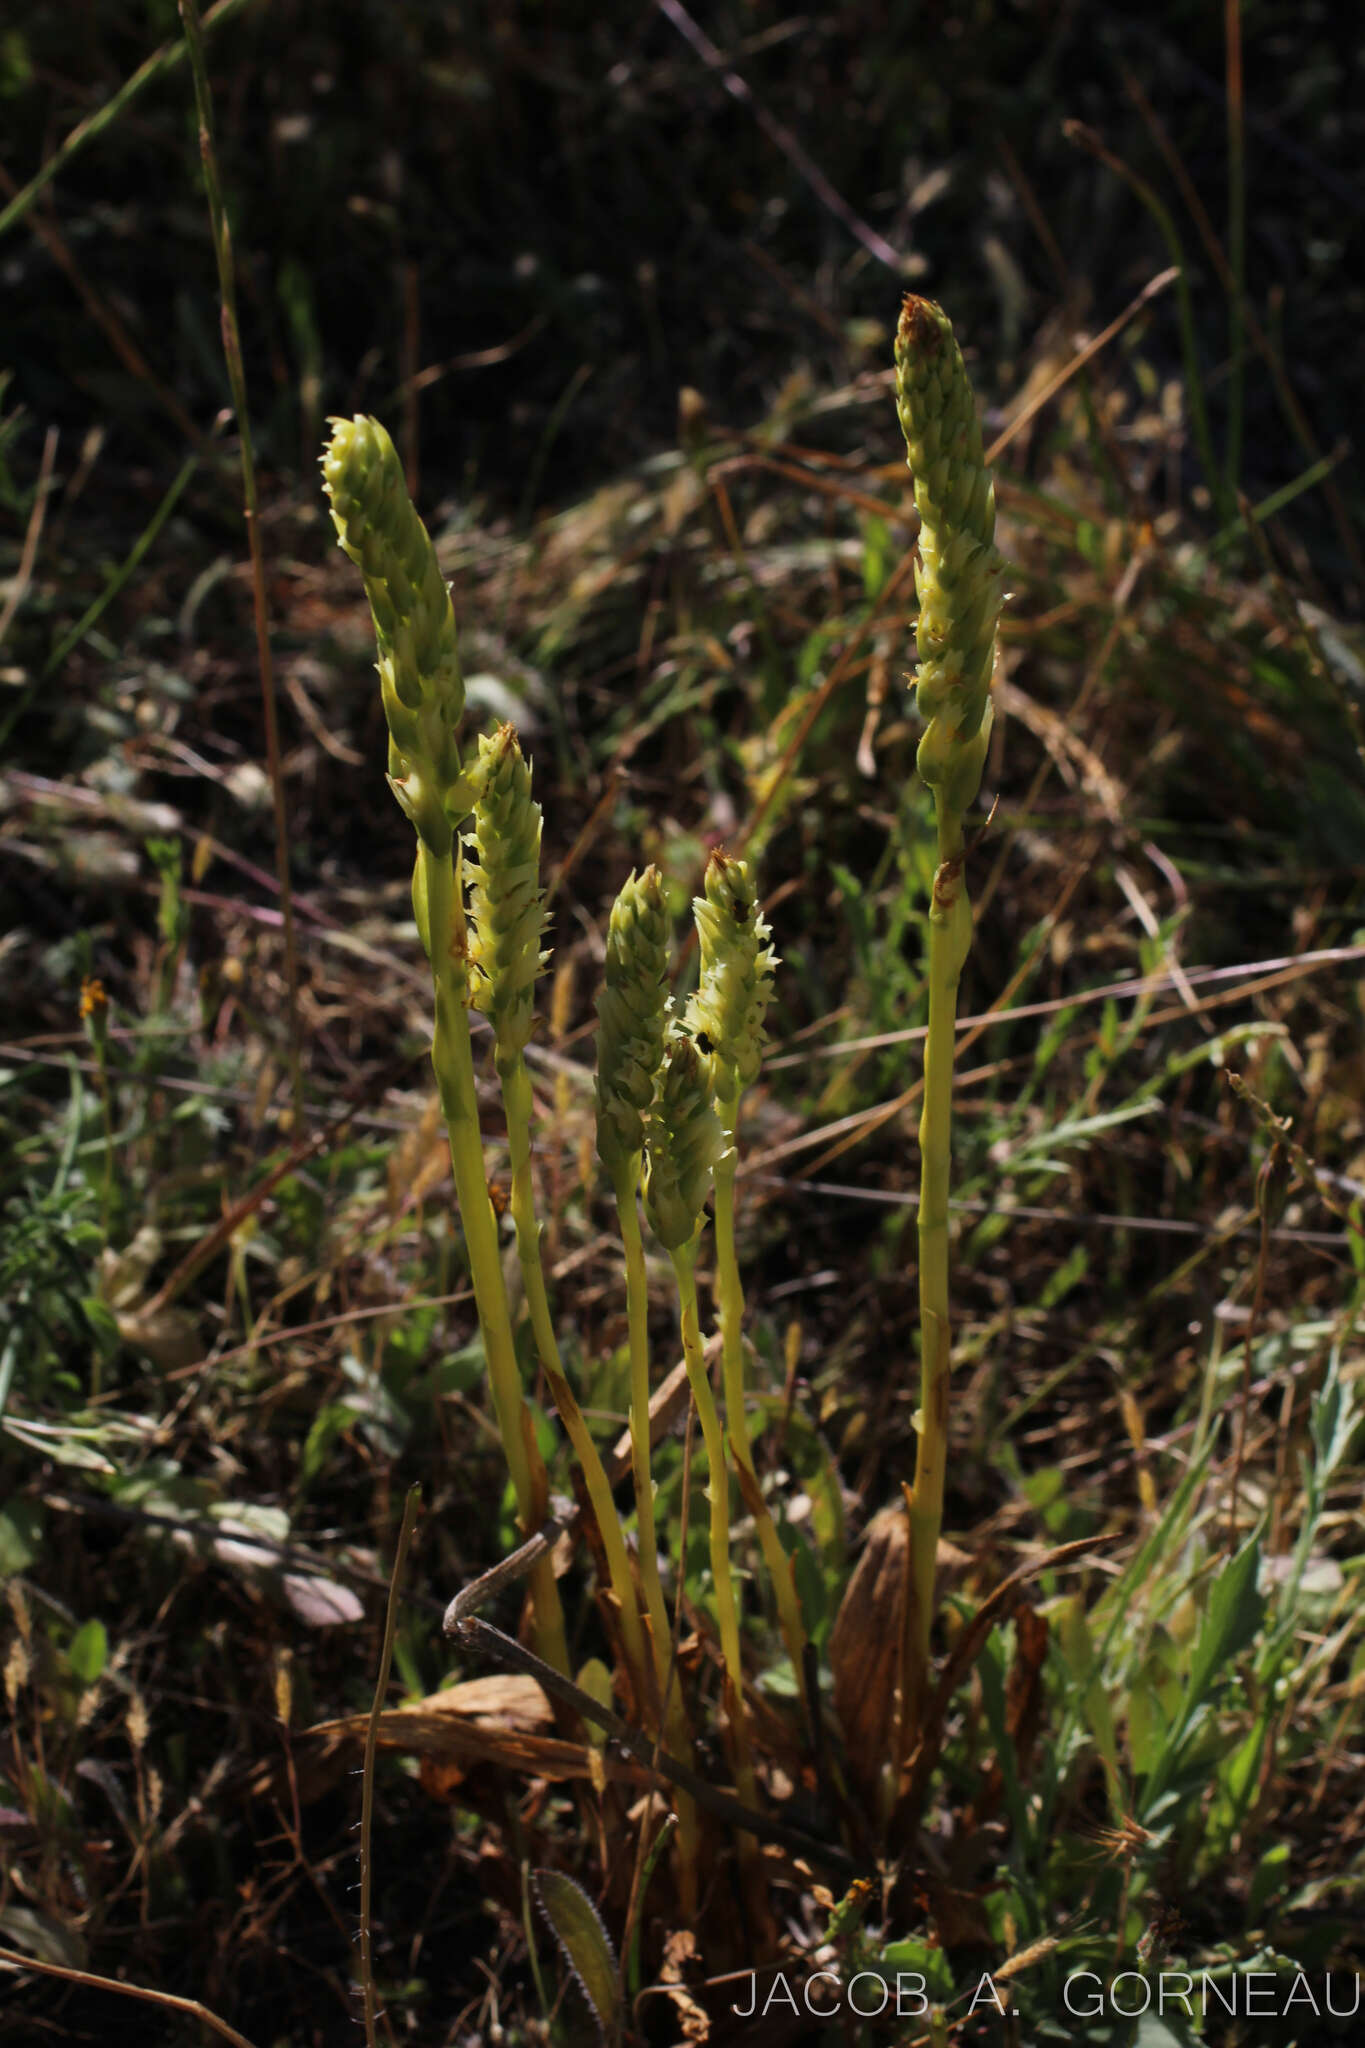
249,1672,656,1807
829,1503,905,1801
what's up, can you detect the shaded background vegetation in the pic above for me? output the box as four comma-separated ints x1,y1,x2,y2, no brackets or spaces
2,2,1364,2043
5,1,1363,532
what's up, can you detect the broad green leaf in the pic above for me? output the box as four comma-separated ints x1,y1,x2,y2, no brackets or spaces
209,1501,290,1545
1008,1099,1157,1165
1132,2011,1199,2047
1057,1595,1120,1792
299,1400,361,1486
1248,1841,1291,1920
1179,1535,1265,1737
1127,1681,1165,1779
1039,1242,1088,1309
1142,1538,1267,1821
0,1904,86,1968
534,1869,620,2045
68,1618,107,1685
80,1295,123,1359
1309,1346,1358,1477
0,1502,43,1574
626,1813,676,2001
1091,1440,1214,1665
790,1525,829,1641
438,1337,486,1397
576,1659,613,1750
1219,1713,1270,1823
880,1936,955,2001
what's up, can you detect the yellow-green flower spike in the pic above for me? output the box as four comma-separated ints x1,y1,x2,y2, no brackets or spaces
892,302,1001,1763
595,867,671,1180
466,726,547,1064
686,849,777,1102
688,847,808,1710
643,1035,727,1252
895,296,1005,818
321,414,471,849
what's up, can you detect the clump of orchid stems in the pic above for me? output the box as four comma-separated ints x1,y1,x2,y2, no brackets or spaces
324,417,807,1901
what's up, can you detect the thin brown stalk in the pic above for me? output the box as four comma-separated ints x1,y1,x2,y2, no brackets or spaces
651,0,902,272
0,426,58,647
0,1950,261,2048
1224,0,1246,504
984,267,1179,469
995,132,1072,299
178,0,304,1126
1227,1209,1270,1554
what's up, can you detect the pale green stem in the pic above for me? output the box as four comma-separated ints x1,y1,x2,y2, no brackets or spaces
612,1163,671,1657
499,1054,653,1711
903,800,971,1753
611,1159,701,1913
670,1246,756,1816
712,1095,809,1714
416,839,569,1679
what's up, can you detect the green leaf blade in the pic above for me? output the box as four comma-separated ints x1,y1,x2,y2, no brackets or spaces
533,1868,620,2046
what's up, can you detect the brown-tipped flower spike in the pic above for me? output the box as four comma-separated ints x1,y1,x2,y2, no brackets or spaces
595,867,671,1180
891,302,1003,1771
466,726,547,1065
321,415,471,849
643,1035,728,1252
894,296,1005,819
686,850,777,1104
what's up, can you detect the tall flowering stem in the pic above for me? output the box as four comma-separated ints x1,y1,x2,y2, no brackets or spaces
894,298,1004,1760
466,727,654,1716
595,868,673,1655
321,415,568,1679
687,853,808,1711
594,872,700,1907
645,1037,757,1825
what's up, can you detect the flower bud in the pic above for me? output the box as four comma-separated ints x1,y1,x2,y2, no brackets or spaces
685,850,777,1101
321,415,470,845
643,1035,727,1250
465,726,547,1062
595,867,671,1178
